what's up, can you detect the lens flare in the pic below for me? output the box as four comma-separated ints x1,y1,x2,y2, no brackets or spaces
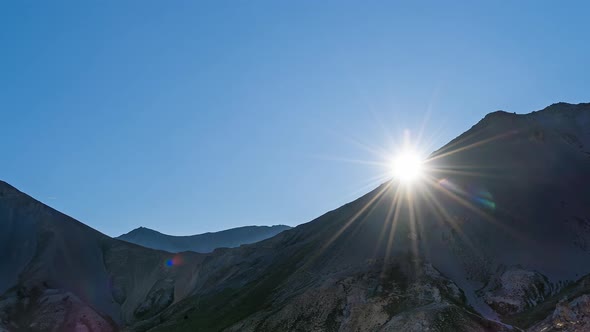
165,255,183,267
474,190,496,211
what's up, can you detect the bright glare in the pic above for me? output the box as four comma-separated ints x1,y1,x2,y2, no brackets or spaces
391,150,424,183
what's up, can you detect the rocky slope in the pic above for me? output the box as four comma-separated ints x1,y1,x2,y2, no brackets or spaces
1,102,590,331
129,102,590,331
0,181,208,331
117,225,291,253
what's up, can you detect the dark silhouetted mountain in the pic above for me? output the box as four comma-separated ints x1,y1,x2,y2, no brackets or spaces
2,102,590,332
0,180,207,331
116,225,291,253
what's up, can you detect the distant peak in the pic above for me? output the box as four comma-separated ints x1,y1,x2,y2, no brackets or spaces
116,224,292,253
120,226,161,237
137,226,156,232
266,224,292,229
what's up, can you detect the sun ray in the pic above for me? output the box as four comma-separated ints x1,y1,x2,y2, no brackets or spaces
405,187,422,274
341,134,395,160
381,184,405,277
302,182,392,270
426,130,518,163
431,168,508,180
302,104,533,278
311,155,392,168
420,184,478,252
348,174,396,199
373,183,402,259
423,175,526,242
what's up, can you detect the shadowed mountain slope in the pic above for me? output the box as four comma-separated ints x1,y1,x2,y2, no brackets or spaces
0,181,208,331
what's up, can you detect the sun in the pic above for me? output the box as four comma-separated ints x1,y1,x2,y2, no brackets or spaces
391,150,424,183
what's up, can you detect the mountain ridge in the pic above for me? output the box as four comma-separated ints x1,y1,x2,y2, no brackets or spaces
117,224,292,253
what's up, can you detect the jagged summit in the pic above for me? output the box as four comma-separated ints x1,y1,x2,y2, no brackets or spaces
537,101,590,114
434,102,590,160
485,102,590,117
478,102,590,124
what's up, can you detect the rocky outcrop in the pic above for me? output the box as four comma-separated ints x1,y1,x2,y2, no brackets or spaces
0,180,207,330
0,287,117,332
221,261,504,332
482,268,552,315
528,294,590,332
134,279,175,320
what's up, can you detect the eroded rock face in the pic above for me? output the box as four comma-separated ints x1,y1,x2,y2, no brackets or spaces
0,287,117,332
0,186,207,330
134,279,175,320
380,303,510,332
482,268,551,316
225,261,505,332
528,294,590,332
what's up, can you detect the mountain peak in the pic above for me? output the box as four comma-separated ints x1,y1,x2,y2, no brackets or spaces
538,101,590,114
478,102,590,124
117,224,292,253
444,102,590,150
478,110,517,125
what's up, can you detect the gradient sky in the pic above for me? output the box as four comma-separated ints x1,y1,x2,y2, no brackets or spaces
1,1,588,237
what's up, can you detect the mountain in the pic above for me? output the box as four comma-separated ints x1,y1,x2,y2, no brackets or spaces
128,102,590,332
116,225,291,253
0,180,208,331
1,102,590,332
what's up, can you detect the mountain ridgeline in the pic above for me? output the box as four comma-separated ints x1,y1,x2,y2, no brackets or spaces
1,102,590,332
116,225,291,253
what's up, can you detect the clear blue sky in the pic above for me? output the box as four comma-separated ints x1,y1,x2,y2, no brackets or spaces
1,1,588,237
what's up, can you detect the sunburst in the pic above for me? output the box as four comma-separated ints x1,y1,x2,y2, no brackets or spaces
303,109,520,273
